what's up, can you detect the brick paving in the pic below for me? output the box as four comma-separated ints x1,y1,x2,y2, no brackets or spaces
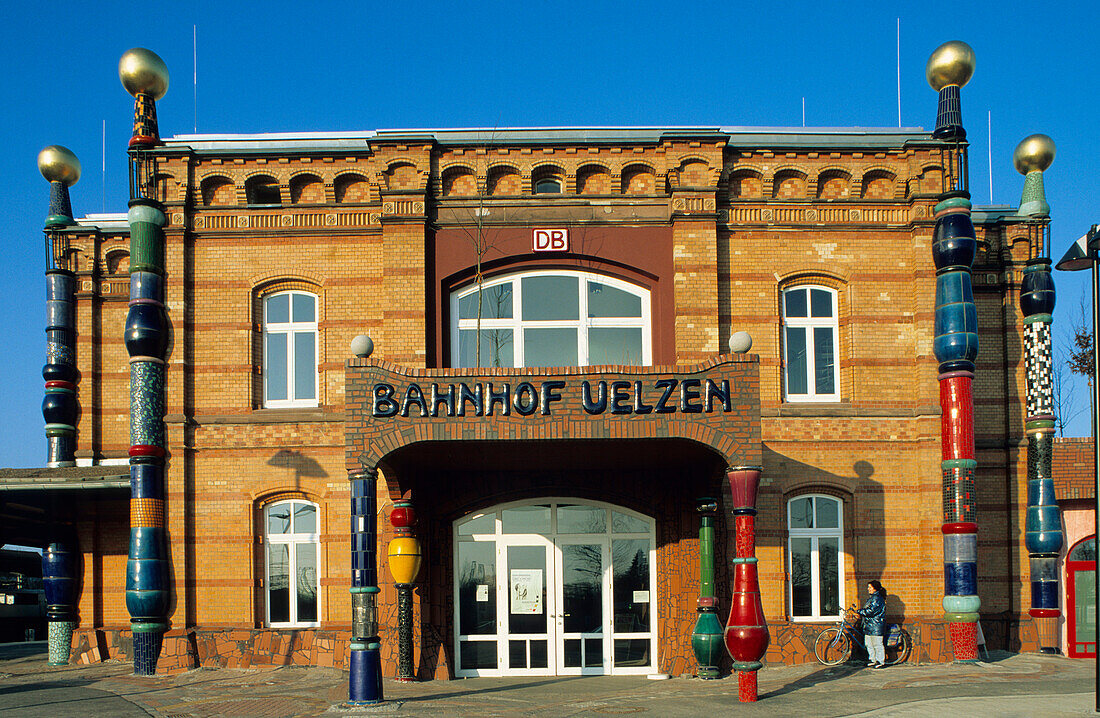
0,642,1095,717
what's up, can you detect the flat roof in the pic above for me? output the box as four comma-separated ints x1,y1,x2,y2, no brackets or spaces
162,125,933,153
0,466,129,492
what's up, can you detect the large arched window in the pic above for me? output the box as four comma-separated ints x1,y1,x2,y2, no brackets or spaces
450,270,651,368
264,499,320,627
782,285,839,402
263,291,318,408
788,494,843,620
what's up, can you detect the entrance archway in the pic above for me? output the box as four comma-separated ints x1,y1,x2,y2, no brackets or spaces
1067,535,1096,658
454,498,656,677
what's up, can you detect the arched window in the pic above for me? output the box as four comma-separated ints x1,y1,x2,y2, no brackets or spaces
788,494,843,620
264,499,320,627
450,270,651,368
534,177,562,194
263,291,318,407
782,285,839,402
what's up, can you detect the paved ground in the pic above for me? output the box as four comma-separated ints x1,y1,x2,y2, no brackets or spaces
0,642,1095,717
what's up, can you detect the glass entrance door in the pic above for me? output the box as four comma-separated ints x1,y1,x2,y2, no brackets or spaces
503,539,554,675
557,539,608,675
454,499,656,677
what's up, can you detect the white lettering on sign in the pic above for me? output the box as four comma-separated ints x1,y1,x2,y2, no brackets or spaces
533,229,568,252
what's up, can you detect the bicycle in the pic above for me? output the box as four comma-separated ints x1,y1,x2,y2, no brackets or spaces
813,604,912,666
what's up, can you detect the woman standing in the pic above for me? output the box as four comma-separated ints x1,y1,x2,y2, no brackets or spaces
858,580,887,668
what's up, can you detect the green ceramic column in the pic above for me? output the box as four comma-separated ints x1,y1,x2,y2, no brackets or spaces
692,497,723,678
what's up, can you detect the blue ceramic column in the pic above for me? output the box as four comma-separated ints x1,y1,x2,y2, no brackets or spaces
349,469,383,704
38,145,82,664
927,41,982,662
119,47,171,676
38,146,81,468
1014,134,1064,652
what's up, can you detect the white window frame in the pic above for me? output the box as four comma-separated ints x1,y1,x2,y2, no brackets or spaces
787,494,844,622
449,269,652,368
263,290,318,408
782,285,840,402
264,499,321,628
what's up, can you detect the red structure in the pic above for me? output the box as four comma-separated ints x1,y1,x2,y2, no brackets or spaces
724,466,768,702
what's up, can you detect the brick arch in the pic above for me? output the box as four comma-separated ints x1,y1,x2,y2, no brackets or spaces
815,167,853,199
531,162,568,192
671,156,715,188
727,168,765,199
576,163,612,195
859,167,899,199
441,165,478,197
487,164,521,196
621,163,657,195
199,174,236,206
105,249,130,275
289,173,325,204
771,167,809,199
245,174,282,205
914,163,945,195
383,161,422,191
777,270,849,293
334,173,371,203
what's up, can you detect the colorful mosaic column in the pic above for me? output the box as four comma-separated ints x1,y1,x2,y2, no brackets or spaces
120,48,171,676
691,497,723,678
388,499,422,682
39,146,81,469
350,469,383,704
1015,134,1064,652
724,467,769,702
38,146,82,664
927,41,981,663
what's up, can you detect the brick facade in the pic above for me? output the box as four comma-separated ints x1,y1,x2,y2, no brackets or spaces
50,125,1051,676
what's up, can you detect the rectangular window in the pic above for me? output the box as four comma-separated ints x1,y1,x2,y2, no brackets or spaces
263,292,318,408
782,286,839,402
788,495,844,620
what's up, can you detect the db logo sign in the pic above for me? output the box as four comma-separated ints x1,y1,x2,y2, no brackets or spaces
533,229,569,252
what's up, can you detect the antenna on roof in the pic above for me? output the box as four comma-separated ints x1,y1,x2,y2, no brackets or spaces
101,119,106,212
896,18,902,127
987,110,993,203
802,97,805,127
193,25,198,132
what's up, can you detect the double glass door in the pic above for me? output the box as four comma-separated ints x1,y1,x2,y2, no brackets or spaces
455,500,655,677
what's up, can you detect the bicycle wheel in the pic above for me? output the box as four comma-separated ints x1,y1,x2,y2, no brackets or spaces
814,627,852,666
884,628,912,665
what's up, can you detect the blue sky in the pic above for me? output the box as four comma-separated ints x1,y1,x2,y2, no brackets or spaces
1,1,1099,467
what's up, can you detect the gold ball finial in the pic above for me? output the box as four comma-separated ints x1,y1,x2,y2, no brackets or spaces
926,41,976,91
119,48,169,100
1014,134,1056,174
37,145,81,186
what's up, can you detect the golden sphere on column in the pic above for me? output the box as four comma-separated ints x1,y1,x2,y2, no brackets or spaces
119,48,169,99
37,145,81,186
926,41,976,91
1013,134,1056,174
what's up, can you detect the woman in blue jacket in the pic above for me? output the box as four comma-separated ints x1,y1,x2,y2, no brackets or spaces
857,580,887,668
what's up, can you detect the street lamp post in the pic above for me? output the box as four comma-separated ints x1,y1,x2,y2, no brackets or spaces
1054,225,1100,713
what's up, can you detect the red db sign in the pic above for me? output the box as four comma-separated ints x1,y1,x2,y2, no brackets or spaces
533,229,568,252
